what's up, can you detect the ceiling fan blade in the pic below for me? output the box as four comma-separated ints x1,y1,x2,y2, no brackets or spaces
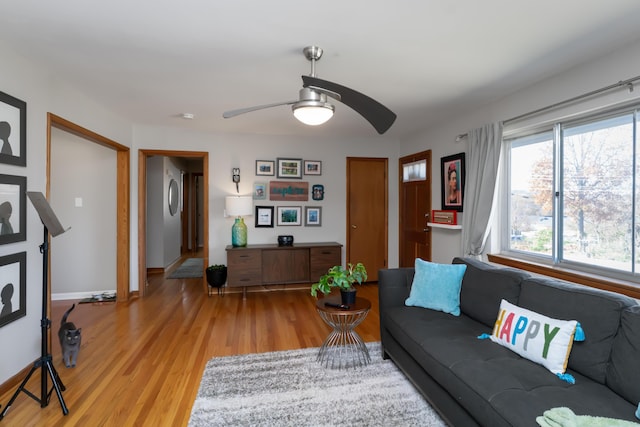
302,76,397,134
223,100,297,119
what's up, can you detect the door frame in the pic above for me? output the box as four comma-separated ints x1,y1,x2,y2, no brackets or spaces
47,113,131,302
138,149,209,296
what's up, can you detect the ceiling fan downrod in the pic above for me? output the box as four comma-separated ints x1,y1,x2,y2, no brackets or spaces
303,46,323,77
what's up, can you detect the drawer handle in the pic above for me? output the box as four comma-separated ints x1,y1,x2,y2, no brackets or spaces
240,278,251,282
321,251,332,254
239,255,250,258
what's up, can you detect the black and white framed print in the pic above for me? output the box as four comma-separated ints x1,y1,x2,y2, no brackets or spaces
0,251,26,328
276,206,302,226
0,91,27,167
305,206,322,226
255,205,274,228
0,174,26,245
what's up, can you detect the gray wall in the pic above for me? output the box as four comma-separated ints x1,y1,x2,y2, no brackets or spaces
50,127,117,297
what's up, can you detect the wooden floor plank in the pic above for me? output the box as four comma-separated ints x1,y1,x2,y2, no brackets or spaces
0,260,381,426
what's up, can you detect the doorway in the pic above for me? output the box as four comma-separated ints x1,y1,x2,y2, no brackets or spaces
138,150,209,296
399,150,432,267
47,113,130,301
346,157,388,282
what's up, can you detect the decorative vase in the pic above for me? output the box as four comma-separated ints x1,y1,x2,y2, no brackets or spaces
340,288,357,305
206,268,227,288
231,217,247,247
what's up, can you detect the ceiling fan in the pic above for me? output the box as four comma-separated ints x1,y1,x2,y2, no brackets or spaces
222,46,397,134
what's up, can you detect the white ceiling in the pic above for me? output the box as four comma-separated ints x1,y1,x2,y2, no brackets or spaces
2,0,640,139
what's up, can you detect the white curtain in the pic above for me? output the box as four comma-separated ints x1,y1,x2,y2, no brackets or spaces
461,122,503,257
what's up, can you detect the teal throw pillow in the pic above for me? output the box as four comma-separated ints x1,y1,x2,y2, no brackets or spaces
405,258,467,316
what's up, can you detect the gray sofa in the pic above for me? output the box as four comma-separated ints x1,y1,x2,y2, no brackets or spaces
378,257,640,426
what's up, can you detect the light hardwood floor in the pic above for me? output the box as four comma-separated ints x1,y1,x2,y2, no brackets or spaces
0,259,381,426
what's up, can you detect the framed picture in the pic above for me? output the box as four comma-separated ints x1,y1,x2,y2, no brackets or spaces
255,205,274,228
312,184,324,201
304,160,322,176
305,206,322,226
0,91,27,167
0,251,26,328
0,174,27,245
277,206,302,226
441,153,465,212
269,181,309,201
255,160,275,176
253,182,267,200
276,158,303,179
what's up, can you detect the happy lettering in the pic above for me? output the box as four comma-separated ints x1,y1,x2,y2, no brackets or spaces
493,308,559,359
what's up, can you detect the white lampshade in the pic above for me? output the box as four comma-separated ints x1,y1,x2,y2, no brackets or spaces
293,103,334,126
225,196,253,217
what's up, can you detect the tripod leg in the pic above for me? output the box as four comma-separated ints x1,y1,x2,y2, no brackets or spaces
0,365,37,419
44,360,68,415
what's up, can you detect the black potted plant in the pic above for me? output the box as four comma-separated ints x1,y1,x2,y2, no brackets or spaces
206,264,227,290
310,262,367,305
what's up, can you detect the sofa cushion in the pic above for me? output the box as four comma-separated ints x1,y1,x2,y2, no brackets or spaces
518,277,637,384
453,257,528,327
405,258,466,316
489,299,578,378
383,305,639,426
606,305,640,405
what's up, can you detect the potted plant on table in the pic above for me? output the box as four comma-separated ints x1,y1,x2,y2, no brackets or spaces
310,262,368,305
206,264,227,291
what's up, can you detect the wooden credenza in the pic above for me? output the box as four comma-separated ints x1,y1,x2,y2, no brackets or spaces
226,242,342,294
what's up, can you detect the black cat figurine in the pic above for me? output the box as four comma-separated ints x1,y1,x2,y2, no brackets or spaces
58,303,82,368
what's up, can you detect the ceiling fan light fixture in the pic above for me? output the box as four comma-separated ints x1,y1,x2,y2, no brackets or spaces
292,101,334,126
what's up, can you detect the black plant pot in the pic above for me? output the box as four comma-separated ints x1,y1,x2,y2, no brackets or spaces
206,268,227,288
340,288,357,305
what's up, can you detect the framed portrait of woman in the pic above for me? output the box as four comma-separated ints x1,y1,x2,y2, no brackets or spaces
441,153,465,212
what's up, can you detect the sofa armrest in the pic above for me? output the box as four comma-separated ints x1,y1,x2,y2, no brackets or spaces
378,268,414,312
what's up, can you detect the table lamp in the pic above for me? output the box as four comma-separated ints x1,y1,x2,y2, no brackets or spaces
225,195,253,247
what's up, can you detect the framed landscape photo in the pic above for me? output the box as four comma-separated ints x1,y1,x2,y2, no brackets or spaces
305,206,322,226
255,205,274,228
0,251,26,328
255,160,275,176
303,160,322,176
276,206,301,226
0,174,27,245
276,158,302,179
0,91,27,167
441,153,465,212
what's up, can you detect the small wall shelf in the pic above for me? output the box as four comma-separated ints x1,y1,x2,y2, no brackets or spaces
427,222,462,230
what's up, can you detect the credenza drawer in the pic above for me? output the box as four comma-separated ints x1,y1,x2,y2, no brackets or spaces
310,247,341,279
227,249,262,287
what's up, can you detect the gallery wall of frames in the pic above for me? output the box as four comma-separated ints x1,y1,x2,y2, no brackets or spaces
0,90,28,328
253,158,324,228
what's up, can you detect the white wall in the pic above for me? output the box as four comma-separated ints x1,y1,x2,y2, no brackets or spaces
401,38,640,263
0,41,133,385
132,126,400,268
50,127,117,297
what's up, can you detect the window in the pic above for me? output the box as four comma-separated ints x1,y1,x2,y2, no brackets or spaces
504,107,640,280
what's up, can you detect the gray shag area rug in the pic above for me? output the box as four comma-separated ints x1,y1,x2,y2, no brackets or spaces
167,258,203,279
188,342,446,427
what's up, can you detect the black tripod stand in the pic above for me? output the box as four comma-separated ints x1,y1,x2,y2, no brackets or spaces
0,193,69,420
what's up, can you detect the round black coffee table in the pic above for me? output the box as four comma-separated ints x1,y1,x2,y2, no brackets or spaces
315,296,371,369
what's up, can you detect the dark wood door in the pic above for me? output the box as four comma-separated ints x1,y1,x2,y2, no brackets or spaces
399,150,432,267
347,157,388,282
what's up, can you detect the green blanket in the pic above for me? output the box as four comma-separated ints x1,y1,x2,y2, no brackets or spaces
536,407,640,427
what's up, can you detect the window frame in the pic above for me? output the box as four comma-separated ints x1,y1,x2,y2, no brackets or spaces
497,103,640,299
